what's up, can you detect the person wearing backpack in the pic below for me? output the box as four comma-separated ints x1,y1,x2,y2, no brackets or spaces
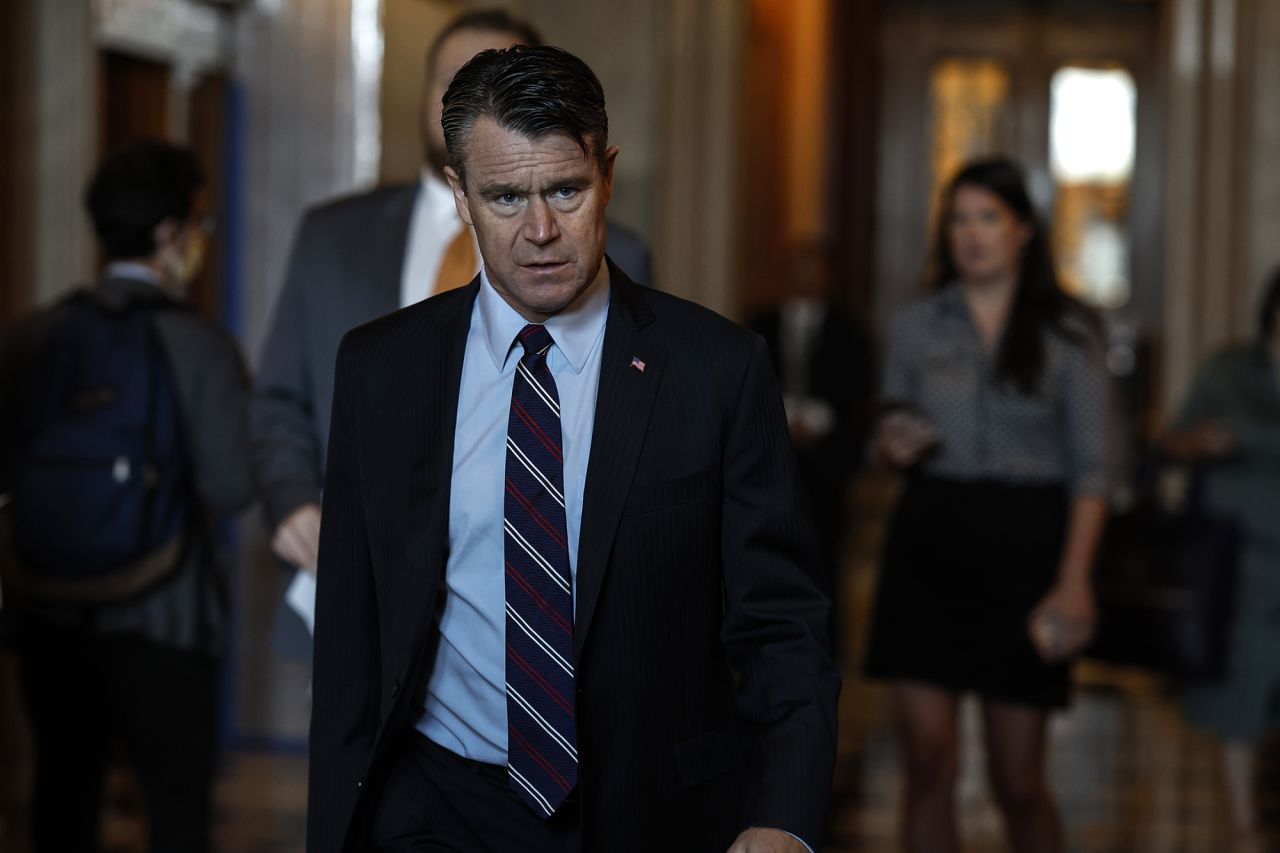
0,141,253,853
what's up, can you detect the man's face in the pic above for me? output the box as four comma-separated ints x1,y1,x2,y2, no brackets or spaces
422,28,523,174
445,117,617,322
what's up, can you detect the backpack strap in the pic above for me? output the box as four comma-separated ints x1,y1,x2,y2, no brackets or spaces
3,534,186,603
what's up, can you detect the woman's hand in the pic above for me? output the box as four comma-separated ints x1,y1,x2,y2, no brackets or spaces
1028,579,1097,663
872,410,939,470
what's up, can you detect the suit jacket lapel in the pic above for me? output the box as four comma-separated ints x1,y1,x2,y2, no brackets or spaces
369,183,419,315
574,267,665,658
395,278,477,650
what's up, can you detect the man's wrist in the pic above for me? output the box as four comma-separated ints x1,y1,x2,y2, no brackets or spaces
266,483,323,532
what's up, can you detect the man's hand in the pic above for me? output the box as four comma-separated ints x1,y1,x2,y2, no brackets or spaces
727,827,810,853
272,502,322,572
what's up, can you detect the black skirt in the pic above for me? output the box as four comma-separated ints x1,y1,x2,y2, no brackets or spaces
863,477,1072,709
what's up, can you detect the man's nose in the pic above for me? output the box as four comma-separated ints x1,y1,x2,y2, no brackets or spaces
521,199,559,245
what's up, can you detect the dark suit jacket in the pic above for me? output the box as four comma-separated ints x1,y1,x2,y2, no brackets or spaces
252,184,653,534
307,263,840,852
252,183,653,659
750,304,871,480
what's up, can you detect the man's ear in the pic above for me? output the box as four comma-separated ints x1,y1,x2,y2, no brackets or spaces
152,218,180,252
600,146,620,203
443,165,473,226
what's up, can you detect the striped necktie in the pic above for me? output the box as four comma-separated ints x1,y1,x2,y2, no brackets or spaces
504,323,577,816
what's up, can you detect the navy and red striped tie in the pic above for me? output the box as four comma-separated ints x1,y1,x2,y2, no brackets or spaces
503,323,577,817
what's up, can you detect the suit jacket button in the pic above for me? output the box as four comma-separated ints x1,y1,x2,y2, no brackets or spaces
391,680,401,699
356,776,365,790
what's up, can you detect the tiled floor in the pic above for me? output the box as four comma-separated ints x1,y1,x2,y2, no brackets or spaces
9,478,1273,852
193,538,1263,853
196,668,1250,853
823,478,1254,852
826,671,1235,851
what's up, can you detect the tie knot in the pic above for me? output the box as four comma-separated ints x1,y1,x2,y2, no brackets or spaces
516,324,554,359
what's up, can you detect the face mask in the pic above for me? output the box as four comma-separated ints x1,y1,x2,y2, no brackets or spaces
161,230,207,294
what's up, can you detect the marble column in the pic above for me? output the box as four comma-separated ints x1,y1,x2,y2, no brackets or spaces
1242,0,1280,318
235,0,382,360
653,0,745,317
23,0,97,309
1161,0,1280,411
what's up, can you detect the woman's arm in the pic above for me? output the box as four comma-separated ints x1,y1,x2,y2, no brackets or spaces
1029,493,1106,661
1032,325,1110,660
1057,493,1108,590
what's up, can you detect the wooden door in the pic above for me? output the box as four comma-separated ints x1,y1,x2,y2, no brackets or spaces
99,51,171,157
0,1,29,328
187,73,228,324
97,51,227,325
874,0,1164,331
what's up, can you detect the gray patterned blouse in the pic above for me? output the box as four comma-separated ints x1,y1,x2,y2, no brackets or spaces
881,285,1110,496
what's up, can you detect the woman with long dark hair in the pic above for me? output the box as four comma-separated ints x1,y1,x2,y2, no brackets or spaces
864,157,1110,852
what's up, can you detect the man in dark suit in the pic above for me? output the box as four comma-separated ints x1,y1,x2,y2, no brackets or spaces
750,241,872,659
307,46,839,853
252,11,651,660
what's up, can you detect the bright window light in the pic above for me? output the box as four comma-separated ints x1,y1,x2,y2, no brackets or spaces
1050,67,1135,184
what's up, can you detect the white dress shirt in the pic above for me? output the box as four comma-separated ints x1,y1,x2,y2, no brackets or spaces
399,171,480,308
416,264,610,764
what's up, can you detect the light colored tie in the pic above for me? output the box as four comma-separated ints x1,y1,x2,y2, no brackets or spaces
432,226,478,295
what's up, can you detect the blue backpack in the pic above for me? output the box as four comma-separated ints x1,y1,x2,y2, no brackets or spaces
7,290,193,602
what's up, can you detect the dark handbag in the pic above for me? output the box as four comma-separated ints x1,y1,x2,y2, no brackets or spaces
1086,461,1241,681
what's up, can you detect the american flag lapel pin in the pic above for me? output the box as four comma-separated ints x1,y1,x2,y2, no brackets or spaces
630,356,646,373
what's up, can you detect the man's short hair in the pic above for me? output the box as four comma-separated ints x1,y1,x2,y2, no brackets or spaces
442,45,608,188
84,141,203,260
426,8,542,78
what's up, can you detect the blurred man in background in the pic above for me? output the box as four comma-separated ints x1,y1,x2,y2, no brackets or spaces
751,240,870,659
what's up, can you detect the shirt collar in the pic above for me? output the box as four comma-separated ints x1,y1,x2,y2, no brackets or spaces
936,283,968,315
477,261,612,374
104,261,162,287
420,169,461,223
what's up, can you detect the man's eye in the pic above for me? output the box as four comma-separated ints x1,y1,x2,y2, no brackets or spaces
497,193,519,205
552,187,577,200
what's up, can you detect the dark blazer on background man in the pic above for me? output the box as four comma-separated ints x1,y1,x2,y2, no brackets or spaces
751,304,871,477
251,184,654,657
307,263,840,852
